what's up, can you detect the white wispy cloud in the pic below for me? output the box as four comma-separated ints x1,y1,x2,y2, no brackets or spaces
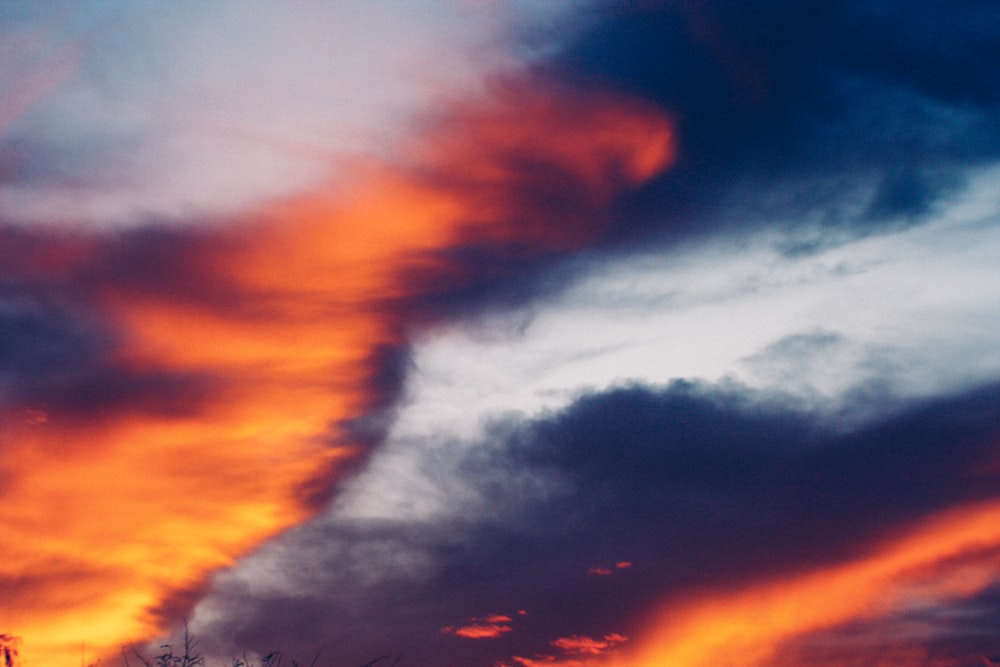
0,0,583,228
386,177,993,433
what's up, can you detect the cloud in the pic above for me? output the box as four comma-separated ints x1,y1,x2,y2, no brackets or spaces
537,0,1000,252
0,1,587,228
551,633,628,655
587,562,631,576
0,25,80,139
383,194,1000,454
769,579,1000,667
0,300,104,388
4,2,1000,666
0,49,673,664
443,615,516,639
186,380,1000,666
505,631,630,667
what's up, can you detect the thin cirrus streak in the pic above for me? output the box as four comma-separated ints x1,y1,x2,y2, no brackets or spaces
0,32,81,138
0,79,674,666
614,499,1000,667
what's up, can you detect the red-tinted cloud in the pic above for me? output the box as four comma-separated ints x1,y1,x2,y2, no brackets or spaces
625,501,1000,667
444,614,515,639
552,633,628,655
588,561,632,576
0,74,673,666
503,631,628,667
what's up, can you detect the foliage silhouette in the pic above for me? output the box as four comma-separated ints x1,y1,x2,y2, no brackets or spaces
120,626,400,667
0,635,18,667
0,627,397,667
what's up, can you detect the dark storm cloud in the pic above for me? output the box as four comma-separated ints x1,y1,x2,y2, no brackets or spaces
0,297,214,425
370,75,673,324
0,302,101,385
0,224,224,424
480,381,1000,584
195,380,1000,666
388,241,586,325
338,343,415,445
544,0,1000,244
0,215,252,320
372,0,1000,323
864,168,966,222
12,363,215,423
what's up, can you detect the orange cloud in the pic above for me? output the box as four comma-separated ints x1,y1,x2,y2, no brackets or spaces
552,634,629,655
617,500,1000,667
0,78,674,666
444,614,515,639
504,632,628,667
509,657,585,667
454,624,514,640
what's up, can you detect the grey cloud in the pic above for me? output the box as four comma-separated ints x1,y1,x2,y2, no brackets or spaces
0,301,103,387
190,380,1000,666
534,0,1000,258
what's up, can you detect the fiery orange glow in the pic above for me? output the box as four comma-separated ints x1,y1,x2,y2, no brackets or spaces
510,657,588,667
502,632,629,667
552,634,629,655
0,81,674,666
443,614,517,639
616,500,1000,667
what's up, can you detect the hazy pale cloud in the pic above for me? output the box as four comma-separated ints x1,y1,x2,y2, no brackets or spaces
383,184,1000,459
0,1,585,227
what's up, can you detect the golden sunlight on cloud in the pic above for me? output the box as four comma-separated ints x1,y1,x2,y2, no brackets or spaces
552,634,629,655
0,82,673,666
443,614,516,639
618,500,1000,667
501,632,629,667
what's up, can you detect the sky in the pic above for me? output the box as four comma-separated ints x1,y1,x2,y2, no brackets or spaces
1,1,1000,666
